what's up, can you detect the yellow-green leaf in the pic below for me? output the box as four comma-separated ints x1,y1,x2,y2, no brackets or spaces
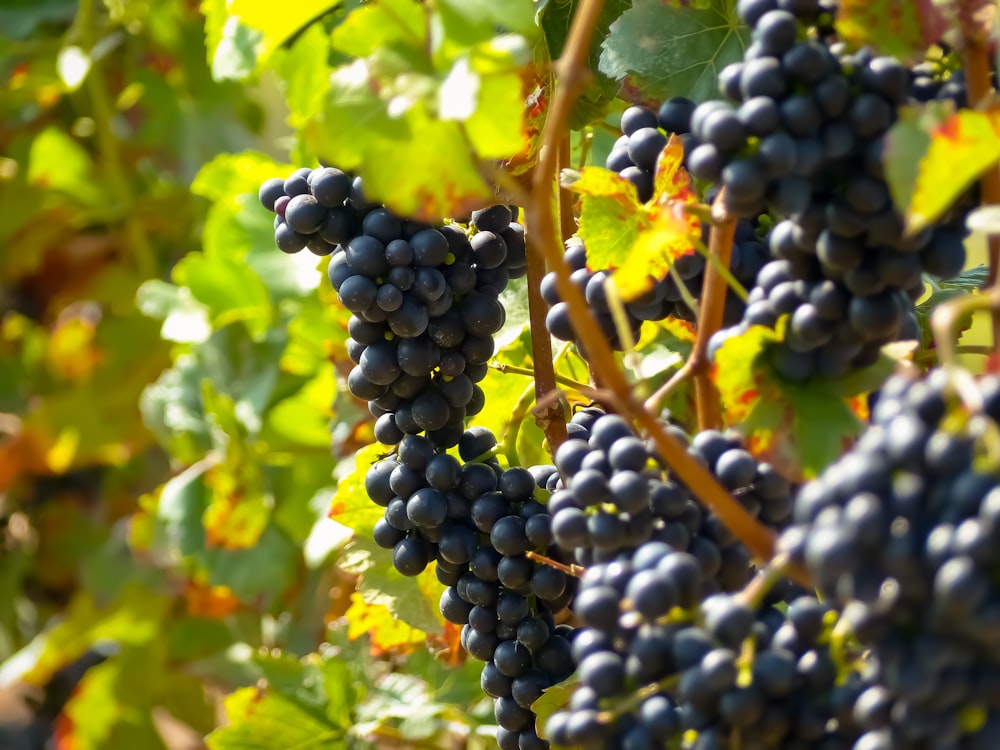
905,107,1000,234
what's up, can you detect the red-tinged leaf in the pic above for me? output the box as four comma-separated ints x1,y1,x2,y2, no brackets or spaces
184,578,241,619
905,106,1000,233
613,137,701,300
563,145,701,301
712,323,895,481
562,166,645,273
345,592,427,655
835,0,946,63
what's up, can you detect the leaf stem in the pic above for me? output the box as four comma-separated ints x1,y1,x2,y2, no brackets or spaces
501,380,537,468
489,362,592,392
960,37,1000,346
522,0,809,587
525,550,584,578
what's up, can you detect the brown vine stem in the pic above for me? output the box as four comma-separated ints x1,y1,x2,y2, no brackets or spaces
692,192,736,431
644,190,736,427
961,37,1000,346
525,187,569,452
523,0,809,587
558,134,577,242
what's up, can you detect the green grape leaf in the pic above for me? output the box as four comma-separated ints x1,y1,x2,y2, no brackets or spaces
600,0,749,104
136,280,213,344
306,0,533,219
328,442,392,540
191,151,291,204
208,685,347,750
835,0,946,63
886,104,1000,234
204,0,348,80
26,126,103,207
340,538,446,635
538,0,632,128
915,265,990,344
210,17,263,81
711,323,895,481
531,676,578,738
563,167,644,270
148,458,300,603
270,23,334,129
0,0,77,40
171,254,272,339
57,654,168,750
328,444,445,634
436,0,538,44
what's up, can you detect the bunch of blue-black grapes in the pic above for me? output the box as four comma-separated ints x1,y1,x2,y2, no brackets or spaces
693,0,970,380
259,166,525,450
778,371,1000,749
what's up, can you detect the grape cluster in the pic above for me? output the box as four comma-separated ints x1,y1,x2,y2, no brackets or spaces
545,541,864,749
604,98,697,203
691,0,969,379
546,408,794,591
259,167,525,449
365,424,577,748
779,371,1000,748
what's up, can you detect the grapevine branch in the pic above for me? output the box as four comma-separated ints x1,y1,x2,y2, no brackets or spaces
525,209,569,451
523,0,811,588
644,192,736,429
960,37,1000,345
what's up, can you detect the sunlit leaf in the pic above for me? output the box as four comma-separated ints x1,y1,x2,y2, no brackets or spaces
612,138,701,300
887,105,1000,234
208,685,347,749
836,0,946,63
345,592,427,654
564,148,701,300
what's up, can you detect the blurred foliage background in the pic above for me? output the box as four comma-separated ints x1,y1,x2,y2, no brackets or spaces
0,1,499,747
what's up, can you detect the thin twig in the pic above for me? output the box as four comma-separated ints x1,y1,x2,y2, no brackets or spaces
521,0,809,587
526,550,584,577
489,362,593,391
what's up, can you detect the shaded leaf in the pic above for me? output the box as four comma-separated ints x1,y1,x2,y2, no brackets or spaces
0,584,169,688
600,0,748,104
538,0,632,128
